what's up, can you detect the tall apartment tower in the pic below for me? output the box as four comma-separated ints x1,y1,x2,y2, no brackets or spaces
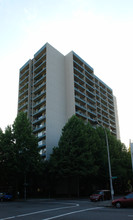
18,43,120,159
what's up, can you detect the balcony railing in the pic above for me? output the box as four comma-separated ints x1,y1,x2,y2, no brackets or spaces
34,52,46,65
33,82,46,93
33,106,46,116
34,67,46,80
33,98,46,108
18,102,28,111
32,115,46,125
34,60,46,73
33,124,46,133
34,75,46,86
33,91,46,101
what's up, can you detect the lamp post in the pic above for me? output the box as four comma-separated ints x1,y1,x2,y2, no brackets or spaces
96,121,114,201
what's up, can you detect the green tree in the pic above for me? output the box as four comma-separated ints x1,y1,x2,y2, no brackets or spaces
107,133,132,193
94,126,132,193
12,112,42,198
49,116,96,197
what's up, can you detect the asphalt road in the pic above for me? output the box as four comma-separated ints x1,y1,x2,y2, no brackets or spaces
0,199,133,220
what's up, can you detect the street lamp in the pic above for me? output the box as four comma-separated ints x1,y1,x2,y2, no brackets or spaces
96,121,114,201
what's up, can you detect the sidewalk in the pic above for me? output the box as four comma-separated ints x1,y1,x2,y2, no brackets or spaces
96,199,112,207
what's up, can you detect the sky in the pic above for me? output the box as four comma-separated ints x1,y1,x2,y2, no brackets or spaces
0,0,133,147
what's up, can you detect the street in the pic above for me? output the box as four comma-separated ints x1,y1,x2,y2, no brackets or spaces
0,199,133,220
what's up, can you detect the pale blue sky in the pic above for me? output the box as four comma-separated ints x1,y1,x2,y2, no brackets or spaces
0,0,133,146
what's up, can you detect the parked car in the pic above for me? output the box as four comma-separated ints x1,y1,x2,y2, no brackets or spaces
112,193,133,208
90,190,111,202
3,193,13,201
0,193,13,201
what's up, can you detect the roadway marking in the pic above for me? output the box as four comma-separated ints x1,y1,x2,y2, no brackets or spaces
0,202,79,220
42,207,104,220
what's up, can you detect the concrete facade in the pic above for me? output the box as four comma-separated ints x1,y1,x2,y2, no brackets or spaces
18,43,120,159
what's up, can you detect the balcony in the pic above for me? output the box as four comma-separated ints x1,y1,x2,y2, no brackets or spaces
73,60,84,73
34,67,46,80
33,124,46,133
19,75,28,85
85,69,94,80
38,140,46,148
39,147,46,157
20,68,29,79
34,52,46,65
86,108,96,116
75,102,86,111
18,95,28,104
75,95,86,104
32,115,46,125
18,102,28,111
86,88,95,98
85,74,94,86
19,82,28,91
33,82,46,93
33,106,46,116
19,88,28,97
34,75,46,87
34,60,46,73
33,90,46,101
37,132,46,140
74,67,84,80
86,100,96,109
33,98,46,109
87,116,96,123
74,88,85,98
76,110,87,119
74,81,85,91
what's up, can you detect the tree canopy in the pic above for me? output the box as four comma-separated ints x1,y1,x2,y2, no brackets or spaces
49,115,132,196
0,112,42,197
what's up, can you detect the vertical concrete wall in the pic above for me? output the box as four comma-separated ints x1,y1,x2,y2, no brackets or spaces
65,51,75,120
130,142,133,172
46,43,67,158
113,96,120,140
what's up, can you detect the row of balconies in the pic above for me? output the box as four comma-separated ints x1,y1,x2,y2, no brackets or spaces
38,139,46,150
33,97,46,109
18,95,28,104
95,80,113,98
34,75,46,87
97,112,116,129
18,102,28,111
97,100,114,114
19,82,28,92
75,87,95,103
19,75,29,86
76,110,96,123
32,115,46,125
33,90,46,101
33,123,46,133
76,106,96,119
19,88,28,98
74,67,94,86
39,148,46,157
20,67,29,79
33,106,46,116
73,58,94,79
34,52,46,66
33,82,46,93
34,67,46,80
34,60,46,74
74,80,95,97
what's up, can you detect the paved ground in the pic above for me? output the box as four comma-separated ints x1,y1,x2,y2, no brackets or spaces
0,197,130,220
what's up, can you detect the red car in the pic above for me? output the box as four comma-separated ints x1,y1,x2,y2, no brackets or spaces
90,190,111,202
112,193,133,208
